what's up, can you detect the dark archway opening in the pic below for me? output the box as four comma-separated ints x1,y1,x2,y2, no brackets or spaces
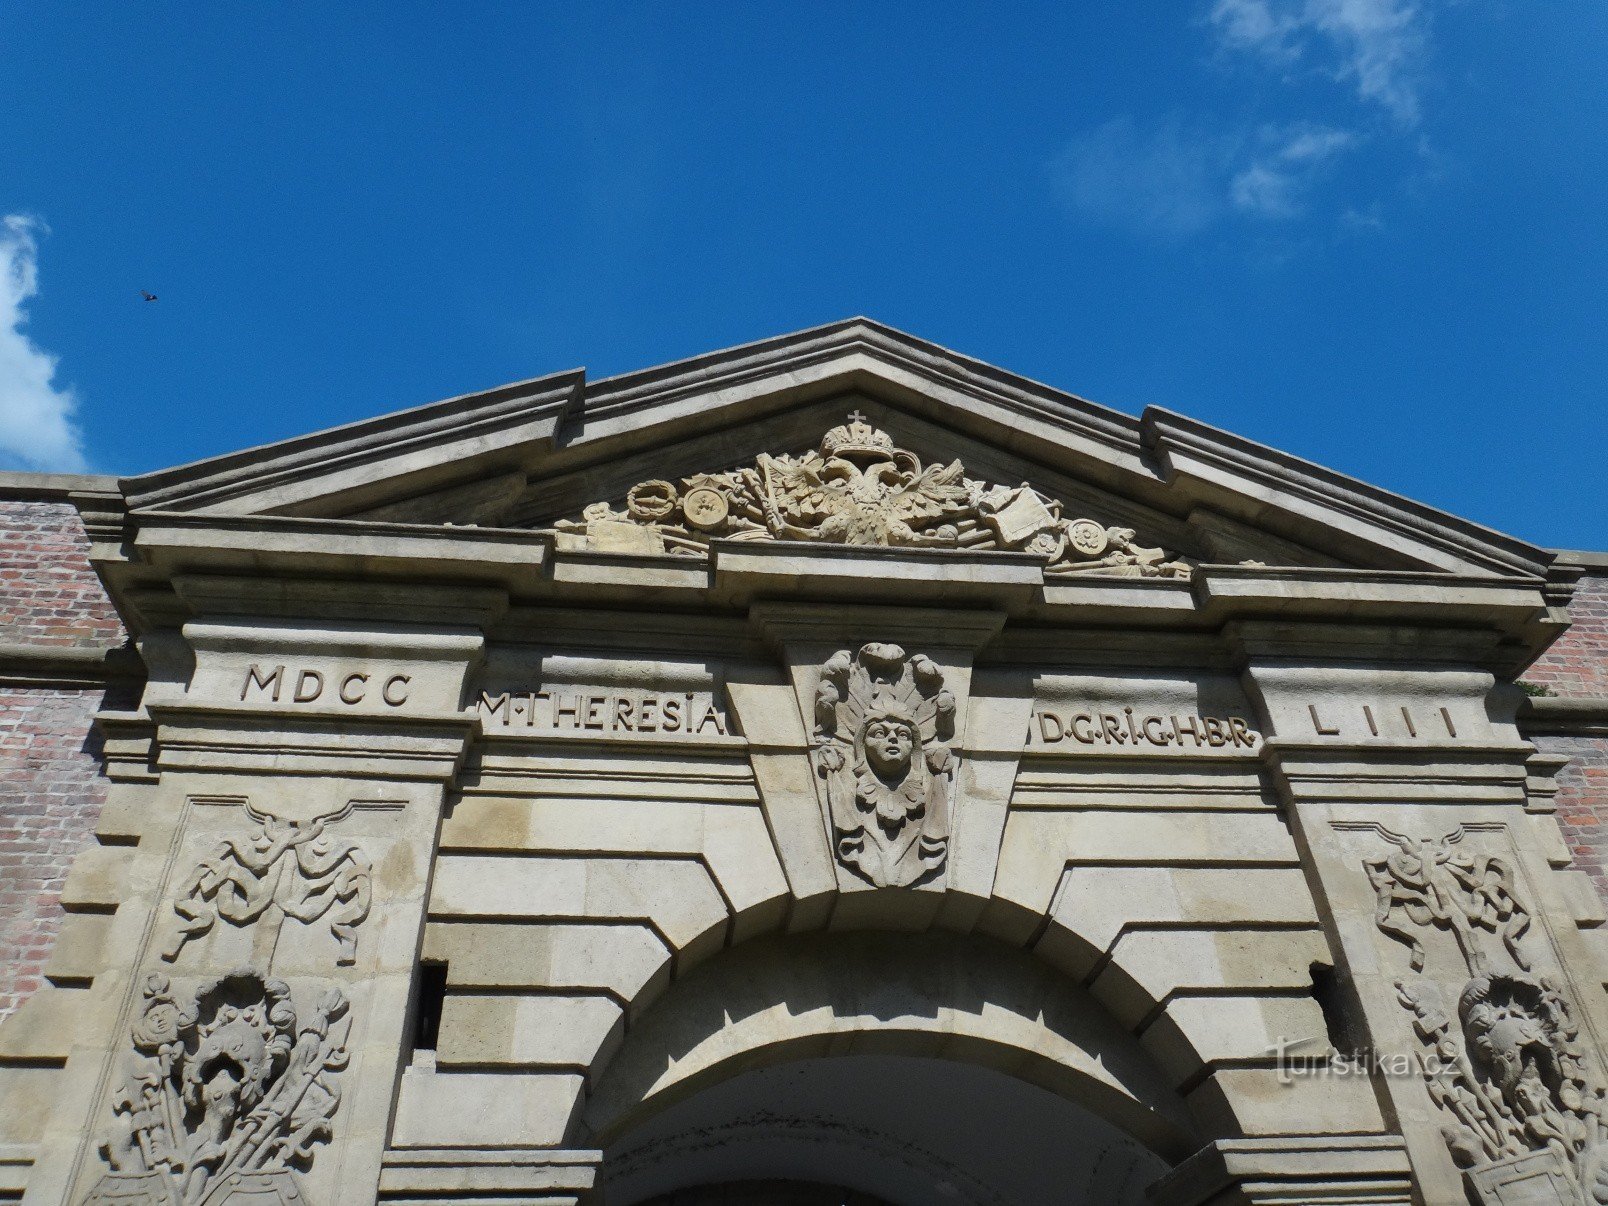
638,1183,892,1205
601,1054,1168,1205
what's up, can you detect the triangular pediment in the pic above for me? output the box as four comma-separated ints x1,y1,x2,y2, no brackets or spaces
118,318,1550,579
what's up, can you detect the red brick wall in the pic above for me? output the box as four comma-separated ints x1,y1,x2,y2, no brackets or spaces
0,687,113,1017
0,499,125,649
1527,569,1608,904
0,497,126,1020
1524,570,1608,698
1547,735,1608,902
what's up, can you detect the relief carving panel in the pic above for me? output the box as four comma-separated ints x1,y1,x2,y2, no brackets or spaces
1363,824,1532,976
811,643,956,888
161,801,372,969
547,413,1191,577
84,970,350,1206
1355,823,1608,1204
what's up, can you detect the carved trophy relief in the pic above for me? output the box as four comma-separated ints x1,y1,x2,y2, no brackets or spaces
1358,823,1608,1204
811,643,956,888
84,969,350,1206
162,801,372,971
545,412,1192,578
1397,973,1608,1204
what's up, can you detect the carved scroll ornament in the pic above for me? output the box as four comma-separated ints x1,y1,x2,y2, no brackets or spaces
1363,823,1531,976
85,970,350,1206
548,413,1191,578
812,643,956,888
162,802,372,969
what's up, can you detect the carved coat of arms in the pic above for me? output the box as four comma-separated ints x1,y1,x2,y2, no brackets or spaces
85,970,350,1206
1397,971,1608,1204
811,643,956,888
548,412,1191,577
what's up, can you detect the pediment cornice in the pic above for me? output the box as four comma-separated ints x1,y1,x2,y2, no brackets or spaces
103,317,1554,591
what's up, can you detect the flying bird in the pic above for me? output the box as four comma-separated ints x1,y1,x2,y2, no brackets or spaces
140,291,157,302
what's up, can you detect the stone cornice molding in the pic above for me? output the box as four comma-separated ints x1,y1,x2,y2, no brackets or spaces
748,600,1008,657
124,511,551,584
713,541,1046,610
1518,694,1608,737
0,470,127,542
62,321,1570,677
1148,1134,1413,1206
569,320,1147,486
557,322,1553,579
0,470,120,497
1206,568,1559,672
100,511,550,632
0,641,142,688
1256,739,1534,807
145,702,480,780
377,1148,601,1201
92,504,1561,669
122,372,584,517
1142,407,1549,578
88,319,1557,585
1553,549,1608,570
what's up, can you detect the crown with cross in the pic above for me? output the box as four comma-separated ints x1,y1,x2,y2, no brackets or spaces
820,410,896,462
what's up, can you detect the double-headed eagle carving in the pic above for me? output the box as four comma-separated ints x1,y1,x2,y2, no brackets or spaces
550,412,1190,577
756,414,972,548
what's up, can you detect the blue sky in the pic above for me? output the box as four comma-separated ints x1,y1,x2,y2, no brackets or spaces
1,3,1604,547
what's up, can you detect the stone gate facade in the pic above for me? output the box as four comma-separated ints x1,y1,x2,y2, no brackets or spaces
1,320,1606,1205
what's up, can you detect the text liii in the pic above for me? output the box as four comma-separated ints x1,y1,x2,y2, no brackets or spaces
476,689,729,737
1305,703,1463,740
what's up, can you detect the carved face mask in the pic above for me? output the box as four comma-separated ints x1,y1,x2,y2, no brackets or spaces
863,718,916,778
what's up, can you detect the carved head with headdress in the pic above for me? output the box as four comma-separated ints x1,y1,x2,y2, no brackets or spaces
811,641,957,886
860,701,919,782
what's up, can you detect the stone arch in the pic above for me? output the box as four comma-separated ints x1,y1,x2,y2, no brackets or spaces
576,928,1201,1166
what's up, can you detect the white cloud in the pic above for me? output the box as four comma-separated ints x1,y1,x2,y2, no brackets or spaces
1052,3,1425,239
1281,126,1360,161
1053,118,1358,234
1231,124,1359,217
0,216,88,474
1230,163,1300,217
1341,202,1386,230
1210,0,1302,58
1209,0,1428,124
1050,116,1240,239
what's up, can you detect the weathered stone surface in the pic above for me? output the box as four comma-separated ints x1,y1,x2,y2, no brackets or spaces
0,323,1600,1204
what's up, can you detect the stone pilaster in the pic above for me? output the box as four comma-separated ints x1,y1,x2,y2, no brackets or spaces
21,618,483,1206
1237,625,1608,1206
